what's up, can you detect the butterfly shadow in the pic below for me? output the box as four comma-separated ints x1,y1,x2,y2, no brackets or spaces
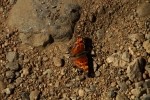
84,37,95,78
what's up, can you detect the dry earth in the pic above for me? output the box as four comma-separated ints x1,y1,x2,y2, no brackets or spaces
0,0,150,100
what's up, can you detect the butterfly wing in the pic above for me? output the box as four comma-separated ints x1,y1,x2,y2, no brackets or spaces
70,37,85,57
73,55,88,72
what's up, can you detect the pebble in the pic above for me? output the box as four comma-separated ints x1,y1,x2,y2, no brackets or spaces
127,57,146,82
116,93,129,100
22,67,30,76
108,89,117,98
128,33,144,43
0,81,6,92
21,92,30,100
15,77,23,86
117,81,128,91
143,40,150,54
53,57,63,67
6,70,15,79
137,1,150,17
2,88,13,95
29,90,40,100
131,88,146,97
43,69,52,78
143,94,150,100
145,33,150,40
135,81,144,88
95,71,100,77
6,51,18,62
144,79,150,88
78,89,84,97
106,52,128,68
6,62,19,71
121,51,131,62
145,64,150,77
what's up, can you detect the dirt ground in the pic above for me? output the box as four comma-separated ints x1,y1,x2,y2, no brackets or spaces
0,0,150,100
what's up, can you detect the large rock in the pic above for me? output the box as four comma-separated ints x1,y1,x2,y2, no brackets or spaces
127,57,146,82
7,0,81,44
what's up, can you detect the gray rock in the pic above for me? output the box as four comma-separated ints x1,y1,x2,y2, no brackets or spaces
6,62,19,71
5,71,15,79
6,51,18,62
29,90,40,100
21,92,30,100
8,0,80,43
116,93,129,100
143,40,150,54
137,2,150,17
143,94,150,100
127,57,146,82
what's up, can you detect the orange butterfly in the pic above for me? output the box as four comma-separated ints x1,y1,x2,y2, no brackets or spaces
70,36,88,72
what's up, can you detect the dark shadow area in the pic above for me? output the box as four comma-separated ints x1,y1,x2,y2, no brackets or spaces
84,37,95,78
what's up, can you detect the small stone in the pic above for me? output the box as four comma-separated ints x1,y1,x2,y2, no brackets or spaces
135,81,144,88
143,40,150,54
6,51,18,62
148,57,150,63
108,88,117,98
145,33,150,40
137,2,150,17
15,77,23,86
128,33,144,42
144,79,150,88
78,89,84,97
6,71,15,79
43,69,52,78
106,53,120,67
121,51,131,62
95,71,100,77
93,61,98,72
22,68,30,76
42,57,48,61
145,64,150,77
116,93,129,100
117,81,128,91
131,88,146,97
0,81,6,92
21,92,30,100
2,88,13,95
127,57,146,82
143,94,150,100
53,57,63,67
29,90,40,100
6,62,19,71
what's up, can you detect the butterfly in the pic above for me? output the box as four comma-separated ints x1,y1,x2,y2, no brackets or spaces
70,36,89,72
